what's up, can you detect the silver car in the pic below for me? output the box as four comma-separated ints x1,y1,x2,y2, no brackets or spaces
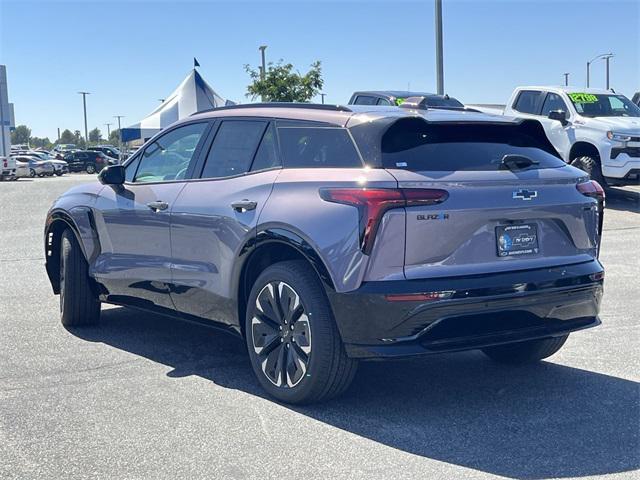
13,156,54,177
44,103,605,404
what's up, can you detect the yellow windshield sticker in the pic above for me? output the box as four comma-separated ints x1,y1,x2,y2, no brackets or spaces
395,98,406,106
569,93,598,103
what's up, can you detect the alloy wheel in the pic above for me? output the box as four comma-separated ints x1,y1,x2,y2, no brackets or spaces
251,281,311,388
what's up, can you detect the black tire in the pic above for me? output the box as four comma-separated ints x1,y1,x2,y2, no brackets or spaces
60,229,100,327
30,169,36,177
571,156,606,187
245,260,357,404
85,164,96,174
482,335,569,364
55,172,63,176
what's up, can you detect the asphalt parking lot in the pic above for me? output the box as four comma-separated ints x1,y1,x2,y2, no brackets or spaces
1,174,638,480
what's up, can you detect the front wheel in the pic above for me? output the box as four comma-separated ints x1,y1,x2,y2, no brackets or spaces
482,335,568,364
85,164,96,174
60,229,100,327
571,156,606,187
245,260,357,404
30,169,36,177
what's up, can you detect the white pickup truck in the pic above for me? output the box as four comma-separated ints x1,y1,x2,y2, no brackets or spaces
1,155,17,181
488,86,640,186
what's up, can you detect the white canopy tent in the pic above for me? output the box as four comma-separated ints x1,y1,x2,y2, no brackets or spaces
121,69,233,142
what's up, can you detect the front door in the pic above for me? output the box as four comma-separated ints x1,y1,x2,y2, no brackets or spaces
92,122,210,309
169,119,281,329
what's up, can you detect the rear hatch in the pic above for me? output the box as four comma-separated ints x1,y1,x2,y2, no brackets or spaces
380,118,601,279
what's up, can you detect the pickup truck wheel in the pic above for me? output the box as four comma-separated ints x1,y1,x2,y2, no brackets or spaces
482,335,568,364
245,260,357,404
85,164,96,174
59,229,100,327
571,156,606,187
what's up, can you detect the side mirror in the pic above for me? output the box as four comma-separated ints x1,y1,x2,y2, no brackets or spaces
548,109,568,126
98,165,125,185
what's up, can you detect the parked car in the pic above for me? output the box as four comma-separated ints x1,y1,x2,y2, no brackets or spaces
12,155,54,177
52,144,77,159
44,103,605,404
63,150,113,173
1,155,17,180
14,160,30,178
632,92,640,107
349,90,468,109
500,86,640,186
88,145,121,161
27,152,69,176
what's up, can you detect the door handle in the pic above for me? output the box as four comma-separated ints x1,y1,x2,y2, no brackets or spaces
231,199,258,212
147,200,169,212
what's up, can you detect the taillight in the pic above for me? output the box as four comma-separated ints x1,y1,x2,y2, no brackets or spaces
577,180,605,201
319,187,448,254
577,180,605,239
2,159,7,168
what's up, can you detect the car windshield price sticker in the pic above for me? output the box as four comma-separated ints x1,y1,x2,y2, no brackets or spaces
569,93,598,103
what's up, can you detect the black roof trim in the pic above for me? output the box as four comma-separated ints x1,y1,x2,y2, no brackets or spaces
193,103,352,116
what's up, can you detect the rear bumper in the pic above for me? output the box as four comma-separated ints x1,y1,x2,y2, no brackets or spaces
326,260,604,359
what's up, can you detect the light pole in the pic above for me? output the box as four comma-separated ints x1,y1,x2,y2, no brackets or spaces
104,123,112,139
259,45,267,102
320,93,326,104
78,91,90,146
434,0,444,95
586,53,613,88
563,73,570,86
114,115,125,163
603,54,614,89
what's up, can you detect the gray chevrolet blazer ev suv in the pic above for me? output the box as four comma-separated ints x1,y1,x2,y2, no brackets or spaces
44,103,605,404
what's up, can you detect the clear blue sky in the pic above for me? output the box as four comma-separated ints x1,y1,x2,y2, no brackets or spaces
1,0,638,140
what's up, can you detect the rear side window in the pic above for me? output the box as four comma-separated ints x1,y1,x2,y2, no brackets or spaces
354,95,378,105
278,127,362,168
381,118,565,172
201,120,267,178
513,90,542,114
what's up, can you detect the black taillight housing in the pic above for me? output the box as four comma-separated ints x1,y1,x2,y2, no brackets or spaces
577,179,605,247
319,187,448,254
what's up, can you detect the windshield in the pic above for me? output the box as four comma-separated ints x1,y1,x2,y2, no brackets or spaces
568,93,640,118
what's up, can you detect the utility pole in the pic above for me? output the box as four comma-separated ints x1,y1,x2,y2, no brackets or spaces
259,45,267,102
434,0,444,95
57,128,60,142
114,115,125,163
78,91,90,146
104,123,112,138
563,73,570,86
320,93,326,104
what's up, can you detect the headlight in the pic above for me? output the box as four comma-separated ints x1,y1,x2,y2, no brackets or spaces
607,131,631,142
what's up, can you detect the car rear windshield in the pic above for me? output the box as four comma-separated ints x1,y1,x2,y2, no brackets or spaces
381,118,565,171
277,127,362,168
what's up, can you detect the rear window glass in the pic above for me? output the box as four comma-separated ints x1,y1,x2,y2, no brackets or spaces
278,127,362,168
381,118,565,171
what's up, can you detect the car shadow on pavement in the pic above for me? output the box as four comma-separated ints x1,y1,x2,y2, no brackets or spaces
605,187,640,213
70,306,640,480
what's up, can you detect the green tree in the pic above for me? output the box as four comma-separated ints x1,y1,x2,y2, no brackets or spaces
30,137,52,149
89,127,102,144
11,125,31,145
108,129,120,145
245,60,323,102
59,129,76,144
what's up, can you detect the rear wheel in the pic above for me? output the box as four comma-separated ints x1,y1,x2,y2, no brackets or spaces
571,156,606,187
86,164,96,174
60,229,100,327
30,169,36,177
245,260,357,404
482,335,568,364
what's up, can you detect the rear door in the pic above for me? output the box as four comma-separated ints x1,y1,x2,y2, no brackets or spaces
92,122,210,308
380,118,599,279
169,118,281,327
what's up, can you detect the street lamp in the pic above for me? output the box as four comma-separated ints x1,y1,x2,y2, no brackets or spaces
259,45,268,102
586,53,613,88
320,93,326,104
78,91,90,145
563,73,570,86
104,122,112,139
